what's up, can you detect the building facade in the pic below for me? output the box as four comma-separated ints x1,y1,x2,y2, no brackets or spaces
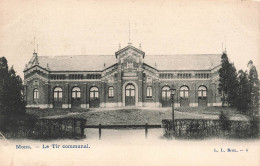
23,43,222,109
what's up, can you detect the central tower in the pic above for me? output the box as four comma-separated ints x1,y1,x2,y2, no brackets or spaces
115,44,145,106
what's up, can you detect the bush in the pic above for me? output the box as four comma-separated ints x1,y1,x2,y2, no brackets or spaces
219,111,231,131
0,114,37,138
249,116,259,137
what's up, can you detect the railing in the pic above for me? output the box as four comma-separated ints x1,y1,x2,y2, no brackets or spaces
84,124,162,139
162,119,251,139
32,118,87,139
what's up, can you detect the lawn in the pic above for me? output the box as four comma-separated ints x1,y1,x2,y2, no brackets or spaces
27,107,249,125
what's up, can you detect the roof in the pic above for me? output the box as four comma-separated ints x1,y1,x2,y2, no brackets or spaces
36,55,116,71
26,54,221,72
144,54,221,71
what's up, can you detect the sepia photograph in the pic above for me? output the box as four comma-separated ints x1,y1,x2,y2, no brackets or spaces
0,0,260,165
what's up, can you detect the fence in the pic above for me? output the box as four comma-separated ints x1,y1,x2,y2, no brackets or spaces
32,118,87,139
84,124,162,139
162,119,251,139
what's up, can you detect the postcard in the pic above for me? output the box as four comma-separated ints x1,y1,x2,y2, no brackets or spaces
0,0,260,165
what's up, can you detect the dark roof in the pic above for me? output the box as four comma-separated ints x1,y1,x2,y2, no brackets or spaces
144,54,221,71
37,55,116,71
26,54,221,72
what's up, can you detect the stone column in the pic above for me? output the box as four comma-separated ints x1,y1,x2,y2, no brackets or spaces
44,83,51,108
67,83,71,108
85,83,89,108
100,81,106,108
208,83,213,106
81,83,87,108
138,71,143,107
154,79,160,107
62,83,69,108
117,71,122,107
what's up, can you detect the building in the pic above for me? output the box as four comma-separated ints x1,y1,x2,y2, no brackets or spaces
23,43,222,109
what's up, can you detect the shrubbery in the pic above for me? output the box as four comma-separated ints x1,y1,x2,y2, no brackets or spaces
249,116,259,137
0,57,35,138
219,111,231,131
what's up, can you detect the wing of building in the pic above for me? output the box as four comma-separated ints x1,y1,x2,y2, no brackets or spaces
23,44,222,109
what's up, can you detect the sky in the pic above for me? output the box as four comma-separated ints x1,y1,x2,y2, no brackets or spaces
0,0,259,78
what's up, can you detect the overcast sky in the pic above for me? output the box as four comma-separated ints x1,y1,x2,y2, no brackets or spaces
0,0,259,78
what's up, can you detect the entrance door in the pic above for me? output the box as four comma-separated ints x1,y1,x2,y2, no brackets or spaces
53,87,63,108
180,86,189,107
71,87,81,108
162,86,171,107
198,86,207,106
125,84,135,106
90,87,100,108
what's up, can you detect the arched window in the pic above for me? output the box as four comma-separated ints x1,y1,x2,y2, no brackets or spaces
108,86,114,98
126,84,135,96
180,86,189,99
147,86,152,98
33,89,39,101
54,87,63,100
198,86,207,97
162,86,170,98
90,87,99,98
72,87,81,98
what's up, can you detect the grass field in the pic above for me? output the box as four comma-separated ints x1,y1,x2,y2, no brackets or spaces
27,107,249,125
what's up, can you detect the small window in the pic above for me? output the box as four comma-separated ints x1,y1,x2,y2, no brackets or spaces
108,87,114,98
147,77,152,83
33,80,39,86
127,62,133,68
33,89,39,101
147,86,152,98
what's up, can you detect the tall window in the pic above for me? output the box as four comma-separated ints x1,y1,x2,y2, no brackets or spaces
147,86,152,98
33,89,39,101
180,86,189,99
90,87,99,98
108,86,114,98
198,86,207,97
162,86,170,98
72,87,81,98
54,87,63,101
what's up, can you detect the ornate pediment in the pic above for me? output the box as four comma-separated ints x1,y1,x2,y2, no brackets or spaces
116,45,145,71
115,44,145,59
24,73,49,85
24,65,49,75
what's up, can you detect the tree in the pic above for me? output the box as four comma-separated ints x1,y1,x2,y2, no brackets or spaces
0,57,26,132
218,52,238,107
0,57,9,111
248,60,259,115
236,70,250,114
2,67,25,114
